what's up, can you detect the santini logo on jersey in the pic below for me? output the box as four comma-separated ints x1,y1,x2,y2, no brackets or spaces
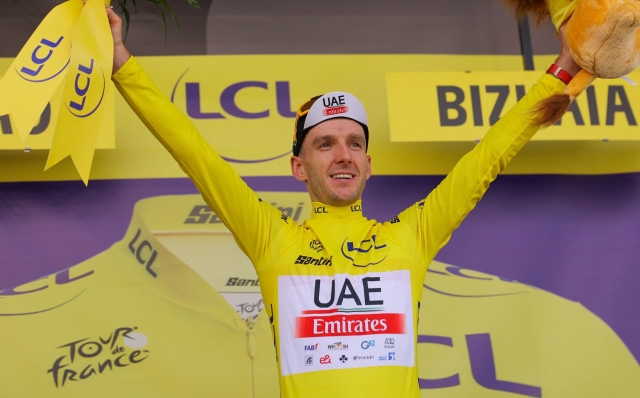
294,255,333,266
295,277,405,338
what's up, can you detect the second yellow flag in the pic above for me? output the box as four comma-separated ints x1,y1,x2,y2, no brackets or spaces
46,0,114,184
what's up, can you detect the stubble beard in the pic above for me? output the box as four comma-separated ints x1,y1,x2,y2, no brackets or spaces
307,170,365,207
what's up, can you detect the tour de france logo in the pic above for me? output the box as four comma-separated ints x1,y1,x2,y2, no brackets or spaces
16,36,70,83
47,326,150,388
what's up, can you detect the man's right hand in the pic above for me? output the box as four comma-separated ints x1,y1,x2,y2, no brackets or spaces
555,20,581,77
105,5,131,73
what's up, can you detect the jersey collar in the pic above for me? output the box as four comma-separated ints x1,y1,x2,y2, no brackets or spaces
310,200,363,220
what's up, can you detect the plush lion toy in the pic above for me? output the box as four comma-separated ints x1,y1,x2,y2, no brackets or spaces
504,0,640,127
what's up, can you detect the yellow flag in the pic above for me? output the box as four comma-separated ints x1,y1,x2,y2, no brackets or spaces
46,0,114,184
0,0,83,141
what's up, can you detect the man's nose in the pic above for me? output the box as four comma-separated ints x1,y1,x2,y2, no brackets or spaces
334,143,352,163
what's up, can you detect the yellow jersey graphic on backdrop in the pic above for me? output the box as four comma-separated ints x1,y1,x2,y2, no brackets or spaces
0,194,637,397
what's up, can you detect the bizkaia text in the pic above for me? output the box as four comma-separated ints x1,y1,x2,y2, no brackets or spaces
296,277,405,338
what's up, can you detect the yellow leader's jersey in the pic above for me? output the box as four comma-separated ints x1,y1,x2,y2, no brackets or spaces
111,56,567,397
1,194,638,397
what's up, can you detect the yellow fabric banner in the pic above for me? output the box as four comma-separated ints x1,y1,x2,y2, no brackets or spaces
0,83,114,151
0,0,83,141
45,0,114,184
5,54,640,181
387,71,640,142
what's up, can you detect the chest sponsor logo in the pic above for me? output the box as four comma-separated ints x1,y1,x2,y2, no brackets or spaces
297,277,404,338
378,352,395,361
47,326,149,388
327,342,348,350
294,255,333,266
341,234,388,267
361,340,375,349
309,239,324,253
278,271,414,376
352,355,375,361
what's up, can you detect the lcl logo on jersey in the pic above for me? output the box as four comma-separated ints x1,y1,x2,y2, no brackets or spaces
65,58,107,118
128,229,159,278
17,36,70,83
340,234,388,267
295,277,405,338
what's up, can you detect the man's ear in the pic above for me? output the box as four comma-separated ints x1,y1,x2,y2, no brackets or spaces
365,155,372,180
290,156,307,182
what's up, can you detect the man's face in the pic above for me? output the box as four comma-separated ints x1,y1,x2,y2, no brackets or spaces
290,118,371,206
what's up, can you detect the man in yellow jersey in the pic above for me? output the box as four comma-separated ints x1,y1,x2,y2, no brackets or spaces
106,5,580,397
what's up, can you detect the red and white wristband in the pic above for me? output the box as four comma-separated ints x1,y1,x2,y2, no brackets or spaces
547,64,573,85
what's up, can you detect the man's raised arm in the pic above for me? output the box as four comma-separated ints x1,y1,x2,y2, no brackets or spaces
107,8,285,270
399,22,581,265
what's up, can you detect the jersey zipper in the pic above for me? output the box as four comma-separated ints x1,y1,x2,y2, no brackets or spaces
246,316,256,397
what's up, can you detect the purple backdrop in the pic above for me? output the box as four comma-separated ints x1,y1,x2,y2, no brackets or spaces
1,174,639,364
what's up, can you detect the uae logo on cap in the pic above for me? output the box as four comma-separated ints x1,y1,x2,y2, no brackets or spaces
323,95,349,116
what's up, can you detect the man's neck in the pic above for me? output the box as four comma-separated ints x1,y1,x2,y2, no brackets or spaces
310,200,363,220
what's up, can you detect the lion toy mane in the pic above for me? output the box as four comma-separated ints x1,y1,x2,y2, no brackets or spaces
504,0,640,127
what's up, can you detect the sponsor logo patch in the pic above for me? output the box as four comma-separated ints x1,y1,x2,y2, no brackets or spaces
322,95,349,116
310,239,324,253
361,340,376,349
327,342,349,350
294,255,332,266
278,271,414,376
